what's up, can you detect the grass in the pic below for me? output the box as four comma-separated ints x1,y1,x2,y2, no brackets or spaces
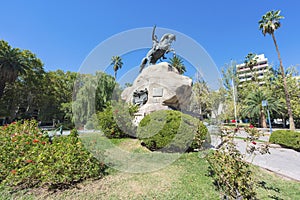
1,133,299,200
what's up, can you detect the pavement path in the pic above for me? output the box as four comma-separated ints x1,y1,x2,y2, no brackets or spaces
211,130,300,182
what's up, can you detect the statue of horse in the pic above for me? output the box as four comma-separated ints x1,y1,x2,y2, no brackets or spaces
139,26,176,72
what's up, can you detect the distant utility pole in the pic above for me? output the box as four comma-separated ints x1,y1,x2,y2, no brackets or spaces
232,78,238,127
231,60,238,127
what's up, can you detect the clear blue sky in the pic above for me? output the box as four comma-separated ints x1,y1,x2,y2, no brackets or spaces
1,0,300,77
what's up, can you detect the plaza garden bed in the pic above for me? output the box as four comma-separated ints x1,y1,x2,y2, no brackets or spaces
0,132,299,200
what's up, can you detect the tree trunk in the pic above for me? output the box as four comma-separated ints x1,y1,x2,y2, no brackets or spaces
0,81,5,99
271,33,295,130
261,111,267,128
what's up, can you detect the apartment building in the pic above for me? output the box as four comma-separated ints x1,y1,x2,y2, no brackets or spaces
236,54,269,86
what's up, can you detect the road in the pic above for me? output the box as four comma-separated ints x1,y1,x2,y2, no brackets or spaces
211,129,300,182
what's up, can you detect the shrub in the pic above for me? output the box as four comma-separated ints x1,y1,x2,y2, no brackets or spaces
206,141,256,199
137,110,209,152
269,130,300,151
0,120,105,190
98,102,138,138
85,114,98,130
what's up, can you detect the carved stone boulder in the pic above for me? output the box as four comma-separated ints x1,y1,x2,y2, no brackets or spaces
121,62,192,117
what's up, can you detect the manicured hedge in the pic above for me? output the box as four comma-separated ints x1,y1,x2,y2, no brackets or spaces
269,130,300,151
137,110,209,152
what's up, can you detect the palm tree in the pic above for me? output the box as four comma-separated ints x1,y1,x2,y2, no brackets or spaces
244,53,257,71
0,40,29,98
244,53,258,82
241,90,284,128
110,56,123,79
169,55,186,75
259,10,295,130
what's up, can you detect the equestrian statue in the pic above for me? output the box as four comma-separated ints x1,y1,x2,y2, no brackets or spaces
139,25,176,72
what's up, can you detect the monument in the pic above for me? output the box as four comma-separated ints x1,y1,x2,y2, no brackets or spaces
121,26,192,124
139,25,176,72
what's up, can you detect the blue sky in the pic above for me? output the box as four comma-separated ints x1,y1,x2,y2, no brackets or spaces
1,0,300,83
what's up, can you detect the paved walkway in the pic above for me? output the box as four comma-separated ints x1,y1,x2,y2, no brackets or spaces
211,130,300,182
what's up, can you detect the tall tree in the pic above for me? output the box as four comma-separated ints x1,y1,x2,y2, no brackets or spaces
0,40,37,98
169,55,186,74
241,89,284,128
244,53,258,71
221,62,241,122
259,10,295,130
72,72,116,128
110,56,123,79
190,79,211,118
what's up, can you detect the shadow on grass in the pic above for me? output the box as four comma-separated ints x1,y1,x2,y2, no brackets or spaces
257,181,283,200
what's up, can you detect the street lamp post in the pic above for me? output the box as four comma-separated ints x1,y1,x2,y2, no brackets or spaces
262,100,272,134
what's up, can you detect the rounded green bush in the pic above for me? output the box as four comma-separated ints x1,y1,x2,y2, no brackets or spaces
137,110,209,152
269,130,300,151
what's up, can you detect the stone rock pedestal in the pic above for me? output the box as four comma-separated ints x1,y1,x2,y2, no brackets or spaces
121,62,193,123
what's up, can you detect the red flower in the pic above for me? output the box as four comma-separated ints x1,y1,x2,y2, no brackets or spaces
11,170,17,174
252,141,257,145
25,159,33,163
249,124,254,128
33,139,39,143
41,141,46,145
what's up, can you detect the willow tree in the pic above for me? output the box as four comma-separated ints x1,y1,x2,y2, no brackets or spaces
259,10,295,130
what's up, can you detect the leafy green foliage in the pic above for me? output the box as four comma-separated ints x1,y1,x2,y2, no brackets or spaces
269,130,300,151
0,40,43,98
206,141,257,199
244,53,257,68
0,120,105,190
137,110,209,152
241,89,284,128
0,40,45,119
39,70,77,123
169,55,186,74
190,79,211,118
259,10,296,130
72,72,117,128
98,102,138,138
259,10,283,36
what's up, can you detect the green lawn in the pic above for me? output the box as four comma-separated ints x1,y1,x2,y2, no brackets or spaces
1,134,299,200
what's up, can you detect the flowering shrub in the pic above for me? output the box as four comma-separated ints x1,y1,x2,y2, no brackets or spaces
206,125,270,199
0,120,105,190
